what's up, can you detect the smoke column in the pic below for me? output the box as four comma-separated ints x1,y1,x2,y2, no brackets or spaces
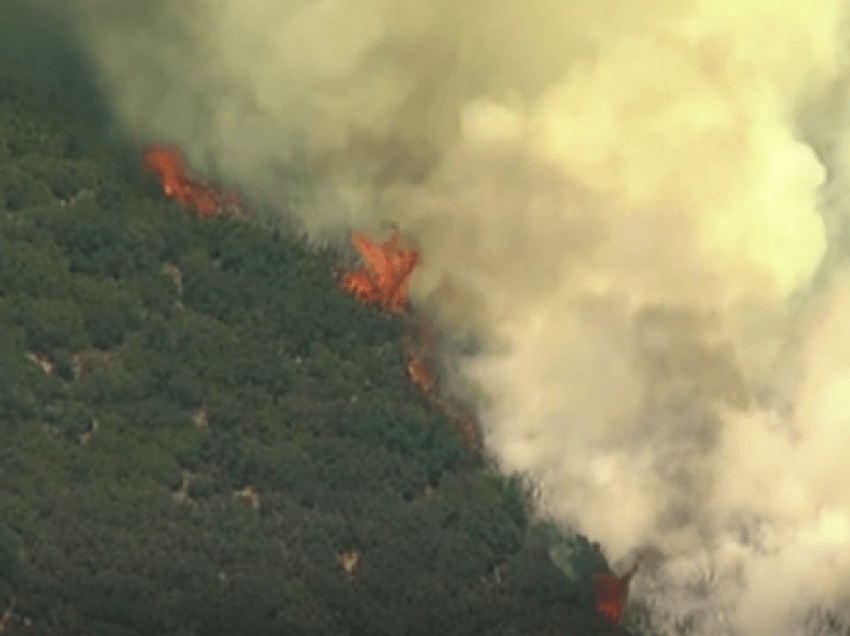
64,0,850,633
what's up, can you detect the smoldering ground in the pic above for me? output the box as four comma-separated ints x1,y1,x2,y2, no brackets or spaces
54,0,850,633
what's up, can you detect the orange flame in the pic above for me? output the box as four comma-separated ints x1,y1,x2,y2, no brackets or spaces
405,357,434,397
401,317,482,453
337,227,419,314
403,315,436,397
142,144,244,219
592,555,643,624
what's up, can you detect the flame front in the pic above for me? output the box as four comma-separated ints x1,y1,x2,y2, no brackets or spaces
338,227,419,314
143,146,480,453
142,144,244,219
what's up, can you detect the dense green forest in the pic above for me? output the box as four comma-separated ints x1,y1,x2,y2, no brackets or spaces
0,4,633,635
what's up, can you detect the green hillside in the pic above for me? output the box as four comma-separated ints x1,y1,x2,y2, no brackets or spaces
0,3,629,635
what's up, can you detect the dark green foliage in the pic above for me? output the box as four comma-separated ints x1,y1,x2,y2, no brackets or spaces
1,296,90,352
49,199,165,279
0,29,629,636
0,328,62,422
0,239,70,298
70,278,143,348
0,529,20,583
122,398,190,431
43,400,94,440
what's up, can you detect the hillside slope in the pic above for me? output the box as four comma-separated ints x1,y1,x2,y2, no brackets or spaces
0,4,631,635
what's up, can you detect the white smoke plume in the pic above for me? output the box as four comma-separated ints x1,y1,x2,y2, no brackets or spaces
64,0,850,633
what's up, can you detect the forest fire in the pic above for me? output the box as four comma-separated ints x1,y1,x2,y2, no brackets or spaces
402,317,483,453
140,139,630,619
592,555,643,624
142,144,244,219
403,316,436,398
336,227,419,314
336,227,484,450
142,145,481,451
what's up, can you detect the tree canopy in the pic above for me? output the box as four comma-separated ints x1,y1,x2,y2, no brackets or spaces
0,5,631,635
